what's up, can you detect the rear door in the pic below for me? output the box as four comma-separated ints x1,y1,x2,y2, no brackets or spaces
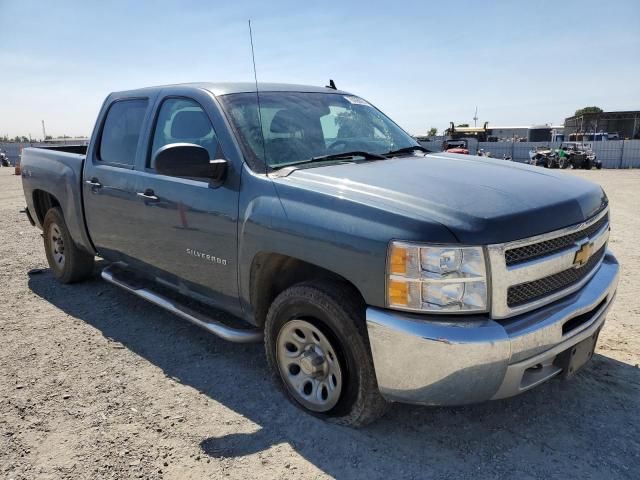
128,91,241,313
83,97,152,264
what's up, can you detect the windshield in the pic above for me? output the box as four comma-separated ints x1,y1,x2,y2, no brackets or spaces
218,92,419,169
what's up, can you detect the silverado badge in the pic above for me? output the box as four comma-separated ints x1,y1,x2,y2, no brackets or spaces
573,242,594,268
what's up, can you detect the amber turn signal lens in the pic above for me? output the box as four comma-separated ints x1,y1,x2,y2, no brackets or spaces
389,245,407,275
388,279,408,306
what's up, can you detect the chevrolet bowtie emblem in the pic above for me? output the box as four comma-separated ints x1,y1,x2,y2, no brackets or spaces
573,242,594,268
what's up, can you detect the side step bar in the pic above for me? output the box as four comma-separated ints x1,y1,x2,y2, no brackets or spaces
101,265,263,343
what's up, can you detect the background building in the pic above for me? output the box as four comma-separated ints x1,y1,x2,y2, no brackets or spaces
564,111,640,139
487,125,564,142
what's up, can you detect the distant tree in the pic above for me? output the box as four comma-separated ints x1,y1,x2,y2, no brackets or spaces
456,123,469,128
13,136,22,142
45,135,53,140
574,106,603,116
427,127,438,136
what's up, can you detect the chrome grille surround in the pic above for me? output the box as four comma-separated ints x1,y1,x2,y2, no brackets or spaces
487,208,610,319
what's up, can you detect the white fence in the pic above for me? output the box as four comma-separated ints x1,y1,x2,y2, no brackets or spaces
3,139,640,169
418,140,640,169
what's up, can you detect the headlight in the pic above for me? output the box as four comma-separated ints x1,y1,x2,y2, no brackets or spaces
387,242,488,313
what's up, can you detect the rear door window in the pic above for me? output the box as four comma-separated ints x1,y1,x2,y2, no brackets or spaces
149,98,219,168
99,99,148,166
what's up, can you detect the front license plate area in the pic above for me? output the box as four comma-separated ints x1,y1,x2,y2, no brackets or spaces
554,328,601,378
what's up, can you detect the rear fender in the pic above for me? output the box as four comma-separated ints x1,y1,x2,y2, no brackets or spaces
21,148,96,255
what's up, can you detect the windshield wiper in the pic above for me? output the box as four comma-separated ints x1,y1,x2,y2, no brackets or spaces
272,150,387,170
310,150,387,162
383,145,431,157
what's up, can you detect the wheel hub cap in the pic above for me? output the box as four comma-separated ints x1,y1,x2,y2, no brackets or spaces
299,348,326,377
276,319,343,412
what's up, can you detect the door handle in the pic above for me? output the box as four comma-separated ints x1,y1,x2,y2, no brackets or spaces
85,178,102,188
137,188,159,201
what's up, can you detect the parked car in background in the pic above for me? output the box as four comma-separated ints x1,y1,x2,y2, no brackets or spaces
443,139,469,154
20,82,619,426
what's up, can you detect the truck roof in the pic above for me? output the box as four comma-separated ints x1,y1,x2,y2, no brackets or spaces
110,82,352,97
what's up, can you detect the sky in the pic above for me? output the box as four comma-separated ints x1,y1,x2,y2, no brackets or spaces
1,0,639,138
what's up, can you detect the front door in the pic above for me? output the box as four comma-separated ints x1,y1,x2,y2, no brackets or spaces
129,96,240,313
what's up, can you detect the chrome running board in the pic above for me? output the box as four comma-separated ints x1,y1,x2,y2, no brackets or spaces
101,265,263,343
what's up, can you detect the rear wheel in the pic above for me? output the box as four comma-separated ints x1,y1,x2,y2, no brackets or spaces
43,208,94,283
265,281,387,427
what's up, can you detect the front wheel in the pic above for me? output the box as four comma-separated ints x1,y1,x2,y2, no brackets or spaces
265,282,387,427
43,207,94,283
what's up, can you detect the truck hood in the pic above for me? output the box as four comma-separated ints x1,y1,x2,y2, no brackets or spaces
276,153,607,244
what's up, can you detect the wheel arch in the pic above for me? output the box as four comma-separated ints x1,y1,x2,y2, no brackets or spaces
248,252,365,327
32,189,62,226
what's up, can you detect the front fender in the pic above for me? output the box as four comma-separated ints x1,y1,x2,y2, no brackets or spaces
236,165,457,322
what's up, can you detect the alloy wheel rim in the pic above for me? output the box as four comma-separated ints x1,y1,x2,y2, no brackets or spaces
49,223,65,269
276,319,343,412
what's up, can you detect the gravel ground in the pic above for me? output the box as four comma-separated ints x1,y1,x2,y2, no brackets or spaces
1,166,639,479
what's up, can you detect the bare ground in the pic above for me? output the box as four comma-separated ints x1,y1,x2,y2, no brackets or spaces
1,167,639,480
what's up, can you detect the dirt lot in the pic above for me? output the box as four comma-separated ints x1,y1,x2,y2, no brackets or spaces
1,167,639,479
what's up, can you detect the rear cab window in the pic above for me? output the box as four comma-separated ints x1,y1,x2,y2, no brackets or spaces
99,99,148,166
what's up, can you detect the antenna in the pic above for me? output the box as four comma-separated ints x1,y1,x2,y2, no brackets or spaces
248,20,268,173
473,106,478,127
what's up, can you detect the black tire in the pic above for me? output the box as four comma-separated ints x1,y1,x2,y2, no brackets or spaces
43,207,94,283
265,281,388,427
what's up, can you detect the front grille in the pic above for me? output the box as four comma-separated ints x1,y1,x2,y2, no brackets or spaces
507,245,606,307
505,213,609,266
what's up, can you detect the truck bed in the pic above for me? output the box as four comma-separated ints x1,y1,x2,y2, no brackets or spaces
31,144,88,155
21,146,95,255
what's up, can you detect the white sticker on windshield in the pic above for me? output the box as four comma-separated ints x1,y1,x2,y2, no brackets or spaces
344,95,370,106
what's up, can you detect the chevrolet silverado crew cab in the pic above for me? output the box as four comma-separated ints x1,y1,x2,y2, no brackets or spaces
21,82,619,426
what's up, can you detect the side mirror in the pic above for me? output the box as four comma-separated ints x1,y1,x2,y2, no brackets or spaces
153,143,227,182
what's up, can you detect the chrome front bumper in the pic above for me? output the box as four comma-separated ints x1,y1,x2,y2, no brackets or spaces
366,251,620,405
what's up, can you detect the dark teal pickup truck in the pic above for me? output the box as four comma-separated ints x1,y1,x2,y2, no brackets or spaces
21,82,619,426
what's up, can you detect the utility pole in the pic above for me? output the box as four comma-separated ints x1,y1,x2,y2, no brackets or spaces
473,106,478,127
42,120,47,140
